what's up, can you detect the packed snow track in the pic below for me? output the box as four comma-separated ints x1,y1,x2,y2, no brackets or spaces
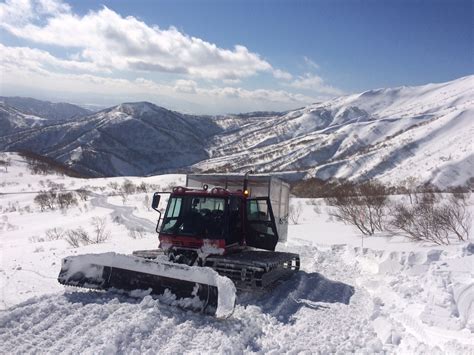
1,246,382,354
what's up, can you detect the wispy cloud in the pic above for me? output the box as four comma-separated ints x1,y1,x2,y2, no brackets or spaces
288,73,343,96
303,56,320,70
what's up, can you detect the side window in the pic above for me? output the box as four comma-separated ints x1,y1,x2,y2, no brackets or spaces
246,198,278,251
162,197,182,232
247,200,271,222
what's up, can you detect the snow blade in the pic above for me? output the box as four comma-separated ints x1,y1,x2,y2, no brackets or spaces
58,253,236,318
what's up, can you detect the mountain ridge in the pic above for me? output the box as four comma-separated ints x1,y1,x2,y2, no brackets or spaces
0,75,472,186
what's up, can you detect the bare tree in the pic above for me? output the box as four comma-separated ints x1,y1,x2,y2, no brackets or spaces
76,189,89,201
118,180,136,203
90,217,111,243
122,179,136,195
108,182,119,191
289,202,303,224
137,182,148,193
64,228,89,248
34,190,57,211
390,194,471,245
0,156,11,172
57,192,78,209
45,227,65,241
437,196,471,241
325,181,389,236
402,176,419,204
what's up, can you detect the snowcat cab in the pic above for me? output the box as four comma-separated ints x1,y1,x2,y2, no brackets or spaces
152,184,279,264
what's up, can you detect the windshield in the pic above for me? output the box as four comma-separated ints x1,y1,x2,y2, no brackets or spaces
161,196,226,239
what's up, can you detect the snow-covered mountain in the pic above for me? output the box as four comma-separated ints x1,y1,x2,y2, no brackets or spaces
0,103,46,137
0,96,91,121
196,75,474,187
0,102,221,176
0,76,472,186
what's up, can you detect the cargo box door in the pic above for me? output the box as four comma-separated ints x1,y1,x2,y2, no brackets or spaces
245,197,278,251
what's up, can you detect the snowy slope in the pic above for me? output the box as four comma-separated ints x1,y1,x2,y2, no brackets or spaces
195,75,474,187
0,96,91,121
0,103,222,177
0,154,472,354
0,103,46,137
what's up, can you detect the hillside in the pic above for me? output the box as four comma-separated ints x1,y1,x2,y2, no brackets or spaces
0,153,472,354
0,103,46,137
196,75,474,187
0,97,91,121
0,102,221,176
0,75,472,186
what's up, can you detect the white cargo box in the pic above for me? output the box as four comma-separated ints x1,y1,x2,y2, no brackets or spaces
186,174,290,243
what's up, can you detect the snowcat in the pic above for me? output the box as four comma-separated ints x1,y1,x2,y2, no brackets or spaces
58,173,300,317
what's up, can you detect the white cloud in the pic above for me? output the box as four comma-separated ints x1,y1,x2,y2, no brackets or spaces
0,43,106,73
288,73,343,96
273,69,293,80
0,45,316,113
0,0,273,80
173,79,197,94
0,0,345,112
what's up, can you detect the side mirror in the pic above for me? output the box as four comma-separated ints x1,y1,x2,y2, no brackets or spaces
151,193,161,212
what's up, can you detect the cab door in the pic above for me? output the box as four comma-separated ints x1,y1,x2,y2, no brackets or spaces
245,197,279,251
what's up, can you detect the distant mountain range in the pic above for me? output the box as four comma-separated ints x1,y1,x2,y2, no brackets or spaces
0,97,91,122
0,75,472,187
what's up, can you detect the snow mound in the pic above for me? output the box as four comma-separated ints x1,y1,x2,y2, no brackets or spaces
342,244,473,351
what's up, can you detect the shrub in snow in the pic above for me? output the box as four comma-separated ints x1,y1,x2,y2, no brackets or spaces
64,227,90,248
90,217,111,243
137,182,148,193
289,202,303,224
121,179,136,196
34,191,57,211
76,189,89,201
57,192,78,209
29,235,45,243
45,227,65,241
325,181,389,236
0,154,11,172
390,195,471,245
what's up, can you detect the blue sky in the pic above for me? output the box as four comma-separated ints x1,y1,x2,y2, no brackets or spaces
0,0,472,113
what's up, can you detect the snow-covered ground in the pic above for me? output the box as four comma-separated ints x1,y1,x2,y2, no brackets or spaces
0,153,472,354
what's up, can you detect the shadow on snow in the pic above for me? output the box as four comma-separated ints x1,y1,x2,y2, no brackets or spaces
238,271,355,324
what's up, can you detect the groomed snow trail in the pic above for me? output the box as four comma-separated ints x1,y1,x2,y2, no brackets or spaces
0,245,383,354
90,193,156,232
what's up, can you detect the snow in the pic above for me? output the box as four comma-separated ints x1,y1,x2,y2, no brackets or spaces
195,75,474,188
0,153,473,353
